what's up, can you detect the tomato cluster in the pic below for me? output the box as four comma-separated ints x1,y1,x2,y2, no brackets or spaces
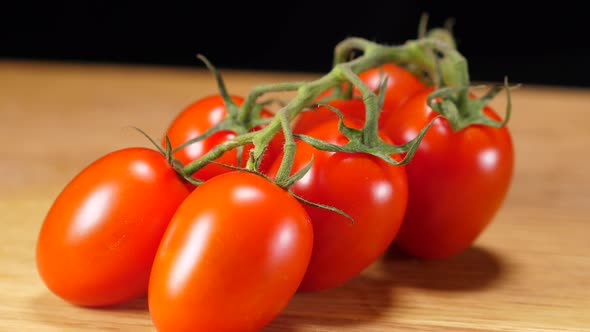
36,39,514,331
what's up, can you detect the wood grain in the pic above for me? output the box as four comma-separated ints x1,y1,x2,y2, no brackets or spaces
1,60,589,331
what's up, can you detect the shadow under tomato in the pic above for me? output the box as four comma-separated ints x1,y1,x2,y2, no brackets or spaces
29,291,151,330
263,245,506,331
30,246,505,331
92,294,150,311
382,245,506,291
263,272,397,331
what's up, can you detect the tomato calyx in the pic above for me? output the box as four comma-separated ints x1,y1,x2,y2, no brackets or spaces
291,73,437,168
294,88,440,167
427,77,517,132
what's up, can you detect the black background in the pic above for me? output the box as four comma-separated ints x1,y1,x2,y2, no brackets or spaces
2,1,588,87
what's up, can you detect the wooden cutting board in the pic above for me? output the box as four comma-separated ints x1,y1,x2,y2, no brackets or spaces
1,60,588,331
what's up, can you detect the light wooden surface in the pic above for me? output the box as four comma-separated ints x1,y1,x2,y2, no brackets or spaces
1,60,589,332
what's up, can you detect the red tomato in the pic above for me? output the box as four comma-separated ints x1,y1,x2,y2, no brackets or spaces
163,94,279,181
148,171,313,332
383,88,514,259
308,63,426,130
268,119,408,292
357,63,427,117
36,148,191,307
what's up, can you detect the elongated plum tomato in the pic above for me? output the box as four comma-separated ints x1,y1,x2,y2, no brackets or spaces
268,117,408,292
163,94,280,181
383,88,514,259
148,171,313,332
36,148,191,307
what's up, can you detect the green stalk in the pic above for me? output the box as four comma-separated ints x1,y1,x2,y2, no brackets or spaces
239,81,307,124
273,112,297,186
182,131,257,176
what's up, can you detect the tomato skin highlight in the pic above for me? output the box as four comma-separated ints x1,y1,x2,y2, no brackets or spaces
164,94,279,181
269,118,408,292
383,88,514,259
36,148,191,307
148,171,313,332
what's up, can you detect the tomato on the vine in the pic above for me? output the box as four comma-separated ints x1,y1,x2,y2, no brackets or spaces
148,171,313,332
269,118,408,292
163,94,279,181
36,148,191,307
383,88,514,259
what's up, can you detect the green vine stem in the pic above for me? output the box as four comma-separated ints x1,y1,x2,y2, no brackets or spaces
273,111,297,185
181,29,507,182
239,82,306,124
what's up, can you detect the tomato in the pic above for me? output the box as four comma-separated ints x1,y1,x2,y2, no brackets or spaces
383,88,514,259
305,63,427,132
148,171,313,332
36,148,191,307
268,118,408,292
163,94,279,181
357,63,427,118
